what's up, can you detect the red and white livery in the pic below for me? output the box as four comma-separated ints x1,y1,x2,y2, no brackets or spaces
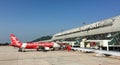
10,34,60,52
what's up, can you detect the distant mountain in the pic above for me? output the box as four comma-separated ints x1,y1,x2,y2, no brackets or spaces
31,35,52,42
0,42,9,46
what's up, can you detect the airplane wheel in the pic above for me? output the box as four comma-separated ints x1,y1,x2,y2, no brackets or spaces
50,46,55,51
18,48,22,52
37,48,39,51
18,48,25,52
38,46,45,51
42,47,47,52
51,48,55,51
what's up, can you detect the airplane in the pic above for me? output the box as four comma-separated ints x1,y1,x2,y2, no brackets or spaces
10,34,61,52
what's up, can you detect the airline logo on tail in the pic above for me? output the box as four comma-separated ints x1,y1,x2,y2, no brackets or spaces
10,34,22,47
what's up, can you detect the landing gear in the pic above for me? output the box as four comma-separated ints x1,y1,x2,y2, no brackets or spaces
18,48,25,52
37,46,47,52
51,47,55,51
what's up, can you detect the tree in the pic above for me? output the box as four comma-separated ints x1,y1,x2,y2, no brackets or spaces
31,35,52,42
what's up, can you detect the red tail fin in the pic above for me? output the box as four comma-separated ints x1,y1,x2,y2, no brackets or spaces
10,34,22,47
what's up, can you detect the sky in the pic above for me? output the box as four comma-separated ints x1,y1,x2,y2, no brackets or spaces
0,0,120,43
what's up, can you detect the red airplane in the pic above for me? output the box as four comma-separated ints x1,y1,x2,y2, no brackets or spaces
10,34,60,52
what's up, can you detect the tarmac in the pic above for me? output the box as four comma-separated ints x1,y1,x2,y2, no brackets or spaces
0,46,120,65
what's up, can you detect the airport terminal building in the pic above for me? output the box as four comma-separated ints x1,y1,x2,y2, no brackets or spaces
52,15,120,51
